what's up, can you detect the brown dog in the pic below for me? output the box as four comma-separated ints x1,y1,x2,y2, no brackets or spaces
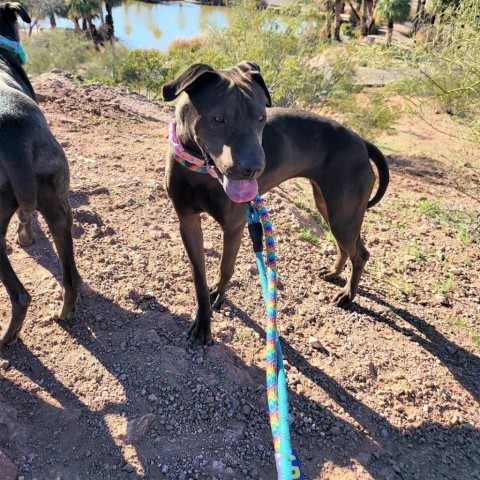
162,62,389,345
0,3,81,346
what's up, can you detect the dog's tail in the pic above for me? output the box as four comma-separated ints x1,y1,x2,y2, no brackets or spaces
0,143,37,214
366,141,389,209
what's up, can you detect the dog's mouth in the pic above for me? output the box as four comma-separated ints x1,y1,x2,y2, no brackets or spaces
203,150,258,204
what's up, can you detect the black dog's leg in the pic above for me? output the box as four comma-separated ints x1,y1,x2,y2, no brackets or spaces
16,209,35,246
178,212,213,346
38,180,81,321
310,181,348,280
0,197,31,346
210,221,245,309
328,217,370,308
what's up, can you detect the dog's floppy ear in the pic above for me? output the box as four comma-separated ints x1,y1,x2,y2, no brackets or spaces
5,2,31,24
162,64,218,102
236,61,261,73
235,61,272,108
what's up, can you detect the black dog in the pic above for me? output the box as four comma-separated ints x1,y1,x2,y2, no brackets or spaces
162,62,389,345
0,2,81,346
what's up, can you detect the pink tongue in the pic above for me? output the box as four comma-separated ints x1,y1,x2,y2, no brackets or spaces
222,177,258,203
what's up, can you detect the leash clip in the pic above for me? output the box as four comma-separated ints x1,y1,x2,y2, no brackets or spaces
246,204,263,253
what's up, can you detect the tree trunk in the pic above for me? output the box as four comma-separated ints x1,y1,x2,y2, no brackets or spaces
105,0,114,40
322,0,333,39
366,0,375,33
72,17,81,32
387,19,393,45
97,0,106,31
348,1,360,24
333,0,343,41
48,13,56,29
360,0,368,35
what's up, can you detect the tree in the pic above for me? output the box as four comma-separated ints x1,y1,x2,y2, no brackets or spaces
333,0,344,41
105,0,124,40
22,0,65,35
374,0,410,45
360,0,376,36
66,0,99,43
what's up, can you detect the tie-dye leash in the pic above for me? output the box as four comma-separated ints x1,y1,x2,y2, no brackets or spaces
246,196,304,480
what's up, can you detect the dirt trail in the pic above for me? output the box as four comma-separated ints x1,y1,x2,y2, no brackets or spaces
0,72,479,480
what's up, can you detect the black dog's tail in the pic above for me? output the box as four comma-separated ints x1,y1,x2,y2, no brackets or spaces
0,142,37,214
366,141,389,209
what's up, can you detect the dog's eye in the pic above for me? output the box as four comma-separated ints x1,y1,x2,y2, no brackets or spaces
213,115,225,124
258,114,266,122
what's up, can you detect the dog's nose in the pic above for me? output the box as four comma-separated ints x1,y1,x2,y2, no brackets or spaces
241,165,263,179
238,157,264,179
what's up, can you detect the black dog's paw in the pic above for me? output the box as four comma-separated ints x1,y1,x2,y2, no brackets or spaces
332,288,354,309
209,287,225,310
319,266,340,281
187,321,213,347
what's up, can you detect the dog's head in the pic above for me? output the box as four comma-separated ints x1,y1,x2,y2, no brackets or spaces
163,62,271,203
0,2,30,42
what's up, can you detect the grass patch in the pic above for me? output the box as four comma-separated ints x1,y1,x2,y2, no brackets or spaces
416,197,478,245
433,274,455,295
299,227,319,245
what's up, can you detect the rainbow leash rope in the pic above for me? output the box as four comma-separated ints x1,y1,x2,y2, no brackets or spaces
246,195,304,480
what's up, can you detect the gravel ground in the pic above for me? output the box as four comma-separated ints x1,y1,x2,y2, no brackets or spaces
0,71,479,480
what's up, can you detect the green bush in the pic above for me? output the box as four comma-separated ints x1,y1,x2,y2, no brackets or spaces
117,49,169,99
83,42,131,83
23,29,90,75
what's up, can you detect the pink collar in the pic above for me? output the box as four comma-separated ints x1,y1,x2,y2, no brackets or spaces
169,122,218,179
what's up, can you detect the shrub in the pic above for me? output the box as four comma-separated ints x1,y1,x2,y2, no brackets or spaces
23,29,90,75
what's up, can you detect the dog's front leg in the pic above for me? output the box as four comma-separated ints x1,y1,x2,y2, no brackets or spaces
178,212,212,346
210,220,245,309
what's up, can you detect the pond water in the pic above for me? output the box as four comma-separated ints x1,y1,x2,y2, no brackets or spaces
39,1,232,51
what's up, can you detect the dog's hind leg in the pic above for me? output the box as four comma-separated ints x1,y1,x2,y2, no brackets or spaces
332,234,369,308
37,177,81,321
16,209,35,247
310,181,348,280
209,220,245,309
0,194,31,346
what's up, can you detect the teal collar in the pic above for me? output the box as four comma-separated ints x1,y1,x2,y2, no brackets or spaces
0,34,26,65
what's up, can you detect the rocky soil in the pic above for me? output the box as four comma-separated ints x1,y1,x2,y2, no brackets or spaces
0,71,479,480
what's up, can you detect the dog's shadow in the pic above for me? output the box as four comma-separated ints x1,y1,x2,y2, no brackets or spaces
356,288,480,403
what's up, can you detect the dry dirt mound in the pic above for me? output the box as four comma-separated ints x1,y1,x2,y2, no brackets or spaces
0,71,479,480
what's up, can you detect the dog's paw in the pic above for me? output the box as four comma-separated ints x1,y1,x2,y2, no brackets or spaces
319,267,340,281
209,288,225,310
0,330,20,347
55,303,76,322
332,288,354,309
187,322,213,347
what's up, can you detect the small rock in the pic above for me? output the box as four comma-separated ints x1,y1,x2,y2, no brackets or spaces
0,450,17,480
0,359,9,370
123,413,156,444
308,337,322,349
146,329,161,344
123,463,134,473
368,362,378,379
212,460,226,471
